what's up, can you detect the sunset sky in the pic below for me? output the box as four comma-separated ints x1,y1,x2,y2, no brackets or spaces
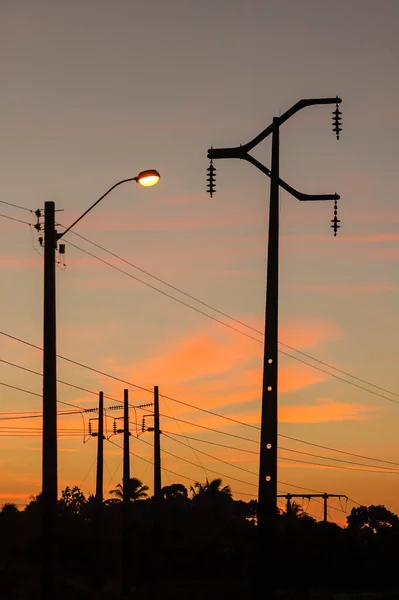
1,0,399,523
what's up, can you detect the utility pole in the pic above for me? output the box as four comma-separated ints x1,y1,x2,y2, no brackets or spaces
258,117,279,572
153,385,162,598
277,493,348,523
153,386,161,501
37,173,161,600
95,392,104,594
42,200,58,600
95,391,104,504
207,96,342,597
122,389,130,599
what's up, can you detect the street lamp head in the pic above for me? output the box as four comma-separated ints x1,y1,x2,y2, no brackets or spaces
136,169,161,187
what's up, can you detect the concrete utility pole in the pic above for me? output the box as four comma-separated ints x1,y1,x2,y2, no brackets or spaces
153,385,162,597
278,493,348,523
207,96,342,598
38,170,160,599
122,389,130,598
153,386,162,501
95,391,104,504
42,201,58,600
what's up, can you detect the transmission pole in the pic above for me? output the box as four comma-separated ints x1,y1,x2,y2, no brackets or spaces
207,96,342,598
277,493,348,523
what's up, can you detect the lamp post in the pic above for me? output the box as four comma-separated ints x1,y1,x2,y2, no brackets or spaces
40,169,160,598
207,97,342,596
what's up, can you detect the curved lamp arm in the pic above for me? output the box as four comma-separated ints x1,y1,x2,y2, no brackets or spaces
57,177,139,241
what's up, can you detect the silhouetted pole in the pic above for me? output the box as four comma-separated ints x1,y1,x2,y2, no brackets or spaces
207,96,342,598
323,493,328,523
37,174,161,600
154,386,161,500
94,392,104,593
122,389,130,598
96,392,104,504
42,200,58,599
153,385,162,597
258,118,279,584
277,493,347,523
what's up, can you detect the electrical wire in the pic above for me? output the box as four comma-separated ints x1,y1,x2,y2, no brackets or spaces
0,199,33,213
136,433,257,488
62,231,399,405
164,430,399,472
2,331,399,471
0,213,33,227
279,455,399,475
163,432,258,477
106,438,256,497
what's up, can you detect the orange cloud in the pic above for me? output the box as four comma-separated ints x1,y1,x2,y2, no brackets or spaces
98,318,340,415
279,398,375,423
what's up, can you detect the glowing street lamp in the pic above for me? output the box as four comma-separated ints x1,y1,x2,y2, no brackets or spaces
39,169,160,597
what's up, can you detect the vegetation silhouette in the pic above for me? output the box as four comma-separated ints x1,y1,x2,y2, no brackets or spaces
1,480,399,598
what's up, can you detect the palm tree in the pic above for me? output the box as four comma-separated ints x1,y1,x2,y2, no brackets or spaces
285,500,304,518
191,478,232,499
108,477,149,503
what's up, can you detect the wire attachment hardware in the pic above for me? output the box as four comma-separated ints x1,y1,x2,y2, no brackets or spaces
331,198,340,236
332,99,342,140
206,158,216,197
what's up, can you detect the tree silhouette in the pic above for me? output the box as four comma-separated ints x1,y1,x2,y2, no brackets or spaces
108,477,149,503
191,478,232,499
58,486,87,516
347,504,399,533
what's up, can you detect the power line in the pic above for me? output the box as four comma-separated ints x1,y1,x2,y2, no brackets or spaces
163,432,258,478
136,433,257,488
0,379,90,412
0,212,33,227
0,199,33,213
4,205,399,407
2,330,399,469
279,433,399,468
105,437,254,497
0,357,126,404
279,455,399,475
62,230,399,404
164,430,399,472
65,238,262,344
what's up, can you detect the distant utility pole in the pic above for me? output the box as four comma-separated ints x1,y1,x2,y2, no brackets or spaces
91,391,104,594
153,386,162,501
278,493,348,523
141,387,162,596
95,391,104,505
122,389,131,599
207,96,342,597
